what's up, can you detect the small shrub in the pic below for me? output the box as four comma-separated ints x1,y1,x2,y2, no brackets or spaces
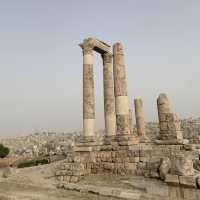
0,144,10,158
17,158,49,168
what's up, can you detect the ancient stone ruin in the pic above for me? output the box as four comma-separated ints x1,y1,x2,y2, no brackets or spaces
56,38,200,196
157,94,183,143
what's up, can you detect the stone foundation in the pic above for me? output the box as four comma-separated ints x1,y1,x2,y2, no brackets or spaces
56,142,200,188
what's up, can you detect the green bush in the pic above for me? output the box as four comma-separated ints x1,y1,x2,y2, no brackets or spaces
17,158,49,168
0,144,10,158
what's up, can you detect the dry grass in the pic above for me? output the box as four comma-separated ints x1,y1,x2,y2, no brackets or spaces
0,157,28,168
0,158,11,168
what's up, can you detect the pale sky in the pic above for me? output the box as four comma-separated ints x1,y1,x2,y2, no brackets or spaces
0,0,199,137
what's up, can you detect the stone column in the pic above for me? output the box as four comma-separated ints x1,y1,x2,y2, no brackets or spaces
129,109,134,134
134,98,145,136
157,93,170,124
157,93,183,141
102,53,116,136
113,43,130,134
82,45,95,137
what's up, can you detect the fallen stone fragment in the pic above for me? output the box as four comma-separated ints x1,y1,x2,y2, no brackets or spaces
171,155,194,176
183,144,196,151
159,157,171,180
193,160,200,171
179,175,197,188
165,174,179,186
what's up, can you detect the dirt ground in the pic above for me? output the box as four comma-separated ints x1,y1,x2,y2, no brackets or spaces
0,163,119,200
0,161,174,200
0,182,119,200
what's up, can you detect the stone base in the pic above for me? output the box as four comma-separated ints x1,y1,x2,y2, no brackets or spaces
74,136,100,152
73,146,93,152
115,134,139,146
103,135,118,145
76,136,96,143
100,135,139,151
138,135,151,143
159,131,183,141
75,140,99,147
99,136,119,151
99,145,117,151
155,138,189,145
188,136,200,144
183,144,200,151
164,174,199,188
56,141,200,187
74,144,101,152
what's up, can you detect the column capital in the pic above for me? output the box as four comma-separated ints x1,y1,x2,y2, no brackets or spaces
79,39,95,55
102,52,112,64
80,43,93,55
113,42,124,55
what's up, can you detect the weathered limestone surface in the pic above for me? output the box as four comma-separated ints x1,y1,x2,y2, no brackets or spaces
102,53,116,136
58,176,200,200
159,157,171,180
171,155,194,176
80,38,117,141
157,94,183,141
59,182,141,200
129,109,134,134
157,94,170,116
56,143,200,185
80,37,110,54
165,174,180,186
134,98,145,137
79,38,114,142
113,43,130,135
179,175,197,188
81,43,95,138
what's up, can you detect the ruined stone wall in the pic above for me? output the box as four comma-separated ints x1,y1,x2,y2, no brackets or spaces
56,143,200,188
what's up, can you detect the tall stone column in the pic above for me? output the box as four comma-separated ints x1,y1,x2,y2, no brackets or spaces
82,45,95,138
134,98,145,136
102,53,116,136
113,43,130,134
157,93,170,124
157,93,183,142
129,109,134,134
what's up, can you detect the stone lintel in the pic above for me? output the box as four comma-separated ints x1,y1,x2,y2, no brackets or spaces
79,37,111,54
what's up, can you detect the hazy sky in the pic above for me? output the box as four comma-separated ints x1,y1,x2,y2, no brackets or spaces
0,0,199,137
